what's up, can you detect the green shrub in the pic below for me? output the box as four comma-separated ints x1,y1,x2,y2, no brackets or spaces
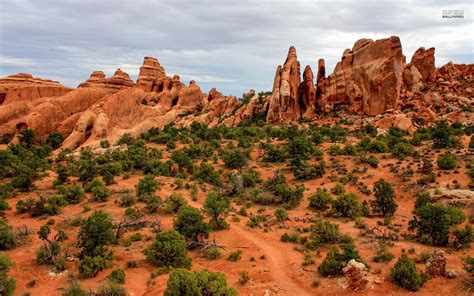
437,153,457,170
165,193,187,214
164,268,237,296
221,148,248,169
90,179,110,202
0,252,15,296
205,246,222,260
62,281,87,296
310,220,340,246
392,142,414,159
0,221,16,250
108,268,126,284
372,243,394,263
46,131,65,149
96,281,127,296
135,175,160,198
174,206,211,245
204,191,231,229
409,204,464,246
414,192,431,209
308,189,333,211
193,163,221,186
370,179,397,217
77,211,114,277
274,207,289,222
144,230,191,269
56,184,85,204
389,254,428,291
227,250,242,262
318,247,344,276
242,168,261,187
332,193,361,218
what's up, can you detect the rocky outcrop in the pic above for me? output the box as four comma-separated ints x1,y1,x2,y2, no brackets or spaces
136,57,167,92
318,36,405,116
410,47,436,83
78,69,134,90
0,73,71,105
342,259,370,291
266,46,301,123
0,87,111,143
178,88,240,127
299,66,316,119
426,250,447,277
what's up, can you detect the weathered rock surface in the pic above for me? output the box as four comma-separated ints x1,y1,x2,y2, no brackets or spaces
318,36,405,116
266,46,301,123
78,69,134,90
0,73,72,105
426,250,447,277
410,47,436,83
342,259,369,291
0,36,472,149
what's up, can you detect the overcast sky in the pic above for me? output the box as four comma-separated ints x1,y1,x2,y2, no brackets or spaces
0,0,472,96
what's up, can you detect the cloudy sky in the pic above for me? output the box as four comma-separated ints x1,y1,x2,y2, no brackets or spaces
0,0,472,96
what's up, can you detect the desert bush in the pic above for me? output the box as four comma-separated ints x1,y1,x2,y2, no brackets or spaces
227,250,243,262
165,193,187,214
0,221,16,250
332,193,361,218
205,246,222,260
308,189,333,211
310,220,340,246
164,268,237,296
174,206,211,245
135,175,160,198
56,184,85,204
409,204,464,246
274,207,289,222
77,211,114,277
389,254,428,291
318,247,344,276
437,152,457,170
372,243,394,263
0,252,16,296
242,168,261,187
262,144,286,163
108,268,126,284
46,131,65,149
144,230,191,269
370,179,397,217
204,191,231,229
221,148,249,169
193,163,221,186
392,142,414,159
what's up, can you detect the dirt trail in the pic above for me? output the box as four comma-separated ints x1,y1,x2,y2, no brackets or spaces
230,223,311,296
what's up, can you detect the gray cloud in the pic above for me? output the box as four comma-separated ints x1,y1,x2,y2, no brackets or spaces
0,0,472,96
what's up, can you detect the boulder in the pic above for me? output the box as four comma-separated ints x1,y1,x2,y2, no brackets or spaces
425,250,447,277
410,47,436,83
342,259,369,291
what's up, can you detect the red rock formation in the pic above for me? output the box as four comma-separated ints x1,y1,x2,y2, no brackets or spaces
0,73,71,105
267,46,301,123
317,36,405,116
410,47,436,83
78,69,134,90
299,65,316,119
136,57,167,92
